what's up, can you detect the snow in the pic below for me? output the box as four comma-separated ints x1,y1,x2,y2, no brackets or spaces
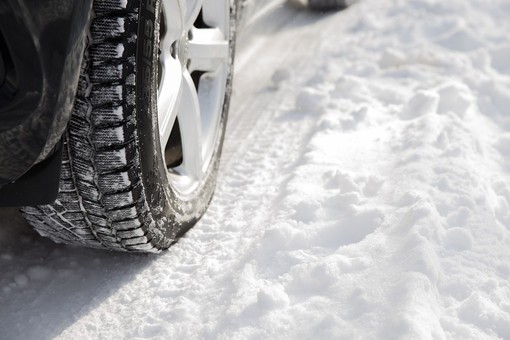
116,43,125,58
2,0,510,338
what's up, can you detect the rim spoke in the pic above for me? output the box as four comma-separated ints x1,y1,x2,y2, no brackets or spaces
158,57,183,149
202,0,229,34
177,71,203,179
161,0,185,43
184,0,203,30
188,28,229,73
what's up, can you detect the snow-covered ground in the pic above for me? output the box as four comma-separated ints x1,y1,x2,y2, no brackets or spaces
2,0,510,338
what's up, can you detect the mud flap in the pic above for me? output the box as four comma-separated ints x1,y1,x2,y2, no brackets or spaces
0,145,62,207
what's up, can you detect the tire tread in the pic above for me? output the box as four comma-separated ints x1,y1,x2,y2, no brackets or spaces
20,0,160,253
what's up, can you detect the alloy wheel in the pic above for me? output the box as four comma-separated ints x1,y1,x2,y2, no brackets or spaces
158,0,230,197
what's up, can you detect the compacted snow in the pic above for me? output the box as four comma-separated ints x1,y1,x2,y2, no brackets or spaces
2,0,510,338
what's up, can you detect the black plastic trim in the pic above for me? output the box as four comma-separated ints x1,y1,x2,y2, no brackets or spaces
0,144,62,207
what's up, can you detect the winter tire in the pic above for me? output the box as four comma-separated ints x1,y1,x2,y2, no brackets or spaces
20,0,237,252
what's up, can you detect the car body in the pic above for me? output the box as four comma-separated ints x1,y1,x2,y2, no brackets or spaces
0,0,93,205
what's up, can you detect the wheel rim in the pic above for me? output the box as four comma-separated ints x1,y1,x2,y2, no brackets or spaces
158,0,230,197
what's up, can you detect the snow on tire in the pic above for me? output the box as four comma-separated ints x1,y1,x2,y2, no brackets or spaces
20,0,237,252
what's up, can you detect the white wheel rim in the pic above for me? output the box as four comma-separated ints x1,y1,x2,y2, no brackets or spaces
158,0,230,197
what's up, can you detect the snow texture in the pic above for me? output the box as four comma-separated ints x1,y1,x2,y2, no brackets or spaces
1,0,510,338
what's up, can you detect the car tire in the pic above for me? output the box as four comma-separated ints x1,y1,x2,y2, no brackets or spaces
20,0,237,252
308,0,349,10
